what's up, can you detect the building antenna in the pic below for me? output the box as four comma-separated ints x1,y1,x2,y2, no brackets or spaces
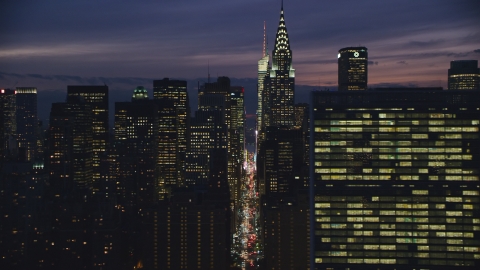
208,60,210,83
263,21,266,57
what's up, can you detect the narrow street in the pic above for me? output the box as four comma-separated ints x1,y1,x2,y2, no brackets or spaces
233,151,262,269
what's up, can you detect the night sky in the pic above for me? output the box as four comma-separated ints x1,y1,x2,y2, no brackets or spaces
1,0,479,123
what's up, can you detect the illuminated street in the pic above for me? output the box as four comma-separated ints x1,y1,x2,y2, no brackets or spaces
233,151,261,269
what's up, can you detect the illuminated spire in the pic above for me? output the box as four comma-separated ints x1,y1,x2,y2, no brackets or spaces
272,0,291,70
263,21,266,57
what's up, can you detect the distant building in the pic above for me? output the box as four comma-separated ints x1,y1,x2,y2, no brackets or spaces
1,89,17,160
153,78,190,187
264,3,295,128
310,88,480,269
338,46,368,91
114,86,158,207
48,100,93,193
16,87,38,161
448,60,480,90
185,109,228,189
67,85,109,192
230,86,246,210
257,21,270,138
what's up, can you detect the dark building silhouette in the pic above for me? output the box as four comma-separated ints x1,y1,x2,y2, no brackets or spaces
1,89,17,160
0,162,49,269
146,185,231,269
15,87,38,161
114,86,158,208
67,85,109,192
448,60,480,90
186,109,228,189
48,100,93,193
310,88,480,269
143,88,231,268
338,46,368,91
261,125,310,269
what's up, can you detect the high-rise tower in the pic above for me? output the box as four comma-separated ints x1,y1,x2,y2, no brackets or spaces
448,60,480,90
153,78,190,187
15,87,38,161
310,88,480,269
257,21,270,137
338,46,368,91
67,85,109,192
48,100,93,193
0,89,16,160
265,2,295,127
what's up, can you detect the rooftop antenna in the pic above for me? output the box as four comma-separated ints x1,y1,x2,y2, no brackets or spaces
208,60,210,83
263,21,266,57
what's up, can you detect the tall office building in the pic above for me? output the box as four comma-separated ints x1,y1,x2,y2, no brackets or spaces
257,21,270,138
264,2,295,127
1,89,16,160
114,86,158,207
0,103,3,163
310,88,480,269
338,46,368,91
67,85,109,192
197,77,240,201
185,109,228,189
448,60,480,90
153,78,190,187
15,87,38,161
147,186,231,269
48,100,93,193
262,126,303,196
261,126,310,269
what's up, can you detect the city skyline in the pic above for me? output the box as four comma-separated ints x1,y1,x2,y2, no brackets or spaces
2,2,480,269
1,0,479,91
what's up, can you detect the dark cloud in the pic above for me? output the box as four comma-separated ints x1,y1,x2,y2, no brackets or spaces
0,72,25,79
474,49,480,54
397,61,408,65
27,74,53,80
406,39,444,48
1,0,478,92
53,75,85,84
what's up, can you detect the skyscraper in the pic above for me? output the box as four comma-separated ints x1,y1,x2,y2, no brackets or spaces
48,100,93,193
15,87,38,161
230,86,246,205
153,78,190,187
338,46,368,91
264,2,295,127
448,60,480,90
310,88,480,269
67,85,109,192
114,86,158,207
197,77,240,200
0,89,16,160
257,21,270,137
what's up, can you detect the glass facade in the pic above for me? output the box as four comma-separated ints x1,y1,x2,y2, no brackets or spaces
311,89,480,268
448,60,480,90
338,47,368,91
